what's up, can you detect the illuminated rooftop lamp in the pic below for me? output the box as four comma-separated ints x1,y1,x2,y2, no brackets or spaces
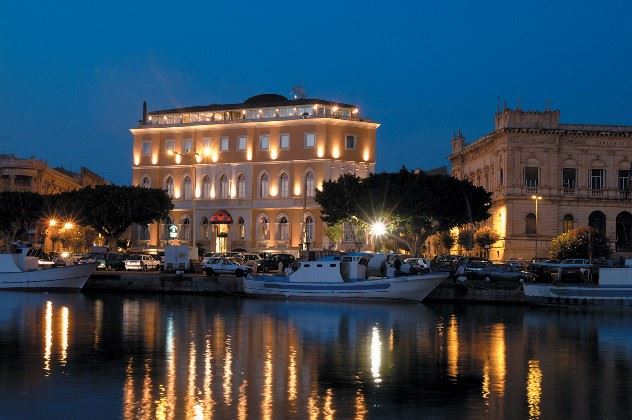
49,219,57,227
63,222,74,230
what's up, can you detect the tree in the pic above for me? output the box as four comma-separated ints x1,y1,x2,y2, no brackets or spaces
315,168,492,255
474,226,499,249
457,229,474,251
0,192,44,247
549,226,611,260
48,185,172,247
440,231,455,251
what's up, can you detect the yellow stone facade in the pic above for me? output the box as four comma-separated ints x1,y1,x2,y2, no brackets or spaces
449,108,632,261
130,94,378,254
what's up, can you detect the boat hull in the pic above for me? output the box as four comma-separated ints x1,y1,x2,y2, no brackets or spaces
243,272,449,302
0,263,96,290
523,283,632,306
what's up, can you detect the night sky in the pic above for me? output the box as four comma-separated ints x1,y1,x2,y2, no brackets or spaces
1,1,631,185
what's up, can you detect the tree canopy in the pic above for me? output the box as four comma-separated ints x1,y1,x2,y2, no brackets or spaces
315,168,492,255
549,226,611,260
0,191,44,245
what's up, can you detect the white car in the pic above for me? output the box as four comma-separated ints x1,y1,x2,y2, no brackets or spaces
204,258,252,276
124,254,161,271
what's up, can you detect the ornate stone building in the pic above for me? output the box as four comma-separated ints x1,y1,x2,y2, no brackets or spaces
449,108,632,261
130,93,378,254
0,154,107,194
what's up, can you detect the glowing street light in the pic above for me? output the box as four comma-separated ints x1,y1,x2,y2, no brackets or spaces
62,222,74,230
48,219,57,227
370,221,387,237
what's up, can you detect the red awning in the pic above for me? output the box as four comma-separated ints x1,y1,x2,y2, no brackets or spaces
210,209,233,224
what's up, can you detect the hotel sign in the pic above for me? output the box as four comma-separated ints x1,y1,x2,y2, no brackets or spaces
168,224,178,239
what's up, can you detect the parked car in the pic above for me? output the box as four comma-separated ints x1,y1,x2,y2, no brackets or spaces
470,263,533,283
124,254,161,271
260,253,296,273
239,253,264,272
203,258,253,276
402,257,431,273
96,253,127,271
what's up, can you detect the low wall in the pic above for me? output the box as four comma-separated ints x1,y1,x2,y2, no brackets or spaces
85,272,244,294
426,281,527,304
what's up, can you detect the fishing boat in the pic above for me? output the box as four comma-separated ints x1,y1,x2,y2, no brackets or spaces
243,253,449,302
0,246,95,290
523,267,632,306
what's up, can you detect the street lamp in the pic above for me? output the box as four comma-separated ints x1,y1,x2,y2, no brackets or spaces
531,195,543,259
168,150,200,246
370,220,387,251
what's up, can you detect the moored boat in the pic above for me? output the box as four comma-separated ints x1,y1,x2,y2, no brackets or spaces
0,246,95,290
523,267,632,306
243,253,449,302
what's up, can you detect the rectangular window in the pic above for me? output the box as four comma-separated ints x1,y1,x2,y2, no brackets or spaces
183,138,193,154
562,168,576,190
238,136,247,151
305,132,315,148
618,170,630,192
220,136,229,152
345,134,356,149
165,139,175,154
591,169,605,190
141,141,151,156
524,167,539,189
280,134,290,149
260,134,269,150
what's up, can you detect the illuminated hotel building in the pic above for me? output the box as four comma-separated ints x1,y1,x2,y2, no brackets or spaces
449,107,632,261
130,93,378,253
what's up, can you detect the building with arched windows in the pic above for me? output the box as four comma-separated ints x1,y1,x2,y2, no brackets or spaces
130,93,378,254
449,108,632,261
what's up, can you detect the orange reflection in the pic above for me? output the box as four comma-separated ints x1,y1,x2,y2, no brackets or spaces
94,299,103,350
308,388,320,420
155,317,176,420
490,323,506,397
59,306,69,366
370,326,382,383
354,389,368,420
323,388,335,420
527,359,543,419
288,344,297,409
237,379,248,420
43,301,52,376
223,335,233,406
482,361,490,407
447,314,459,379
185,340,197,420
123,357,135,420
262,346,273,420
203,337,215,419
141,360,153,420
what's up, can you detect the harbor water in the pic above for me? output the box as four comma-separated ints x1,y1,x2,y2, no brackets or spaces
1,291,631,419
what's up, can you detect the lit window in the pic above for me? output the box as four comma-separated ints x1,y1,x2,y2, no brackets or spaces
238,217,245,240
183,177,192,200
165,177,174,198
345,135,356,149
141,141,151,156
165,139,175,154
202,176,211,199
220,175,229,199
280,134,290,150
220,137,229,152
305,133,315,148
260,135,269,150
238,136,247,151
183,138,193,154
280,173,289,198
260,174,269,198
305,171,315,197
202,137,211,150
237,174,246,198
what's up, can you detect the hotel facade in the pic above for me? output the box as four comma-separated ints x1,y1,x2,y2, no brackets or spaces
130,93,378,254
449,108,632,261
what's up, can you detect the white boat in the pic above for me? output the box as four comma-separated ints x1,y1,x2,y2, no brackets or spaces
0,246,95,290
523,267,632,305
243,254,449,302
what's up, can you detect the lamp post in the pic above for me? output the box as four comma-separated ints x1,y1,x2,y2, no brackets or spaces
168,150,200,246
370,220,386,252
531,195,543,259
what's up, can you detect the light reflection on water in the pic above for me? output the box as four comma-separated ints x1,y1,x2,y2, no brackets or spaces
0,292,632,419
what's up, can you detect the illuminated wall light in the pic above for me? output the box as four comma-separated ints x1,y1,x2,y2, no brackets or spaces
332,106,339,113
151,154,158,165
332,146,340,159
195,154,202,163
246,149,253,161
210,185,215,199
195,185,201,198
269,185,278,197
293,184,301,196
133,154,141,166
175,154,182,164
363,149,370,162
270,149,278,160
211,152,219,163
174,188,181,199
317,146,325,158
203,146,211,157
352,108,359,115
230,182,237,198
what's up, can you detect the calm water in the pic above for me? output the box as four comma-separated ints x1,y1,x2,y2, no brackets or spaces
1,292,631,419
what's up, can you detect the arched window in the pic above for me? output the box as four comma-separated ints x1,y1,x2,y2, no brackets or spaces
237,174,246,198
589,211,606,234
183,176,192,200
260,173,269,198
616,211,632,252
562,214,574,233
202,176,211,199
180,216,191,241
238,216,245,240
305,216,314,242
201,216,210,240
525,213,536,235
276,215,289,240
165,177,174,198
257,214,269,240
305,171,315,197
280,173,289,198
220,175,229,199
141,176,151,189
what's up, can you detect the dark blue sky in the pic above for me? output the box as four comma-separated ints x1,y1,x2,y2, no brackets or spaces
1,1,631,185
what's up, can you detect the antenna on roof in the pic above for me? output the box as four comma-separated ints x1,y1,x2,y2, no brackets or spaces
291,85,307,100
